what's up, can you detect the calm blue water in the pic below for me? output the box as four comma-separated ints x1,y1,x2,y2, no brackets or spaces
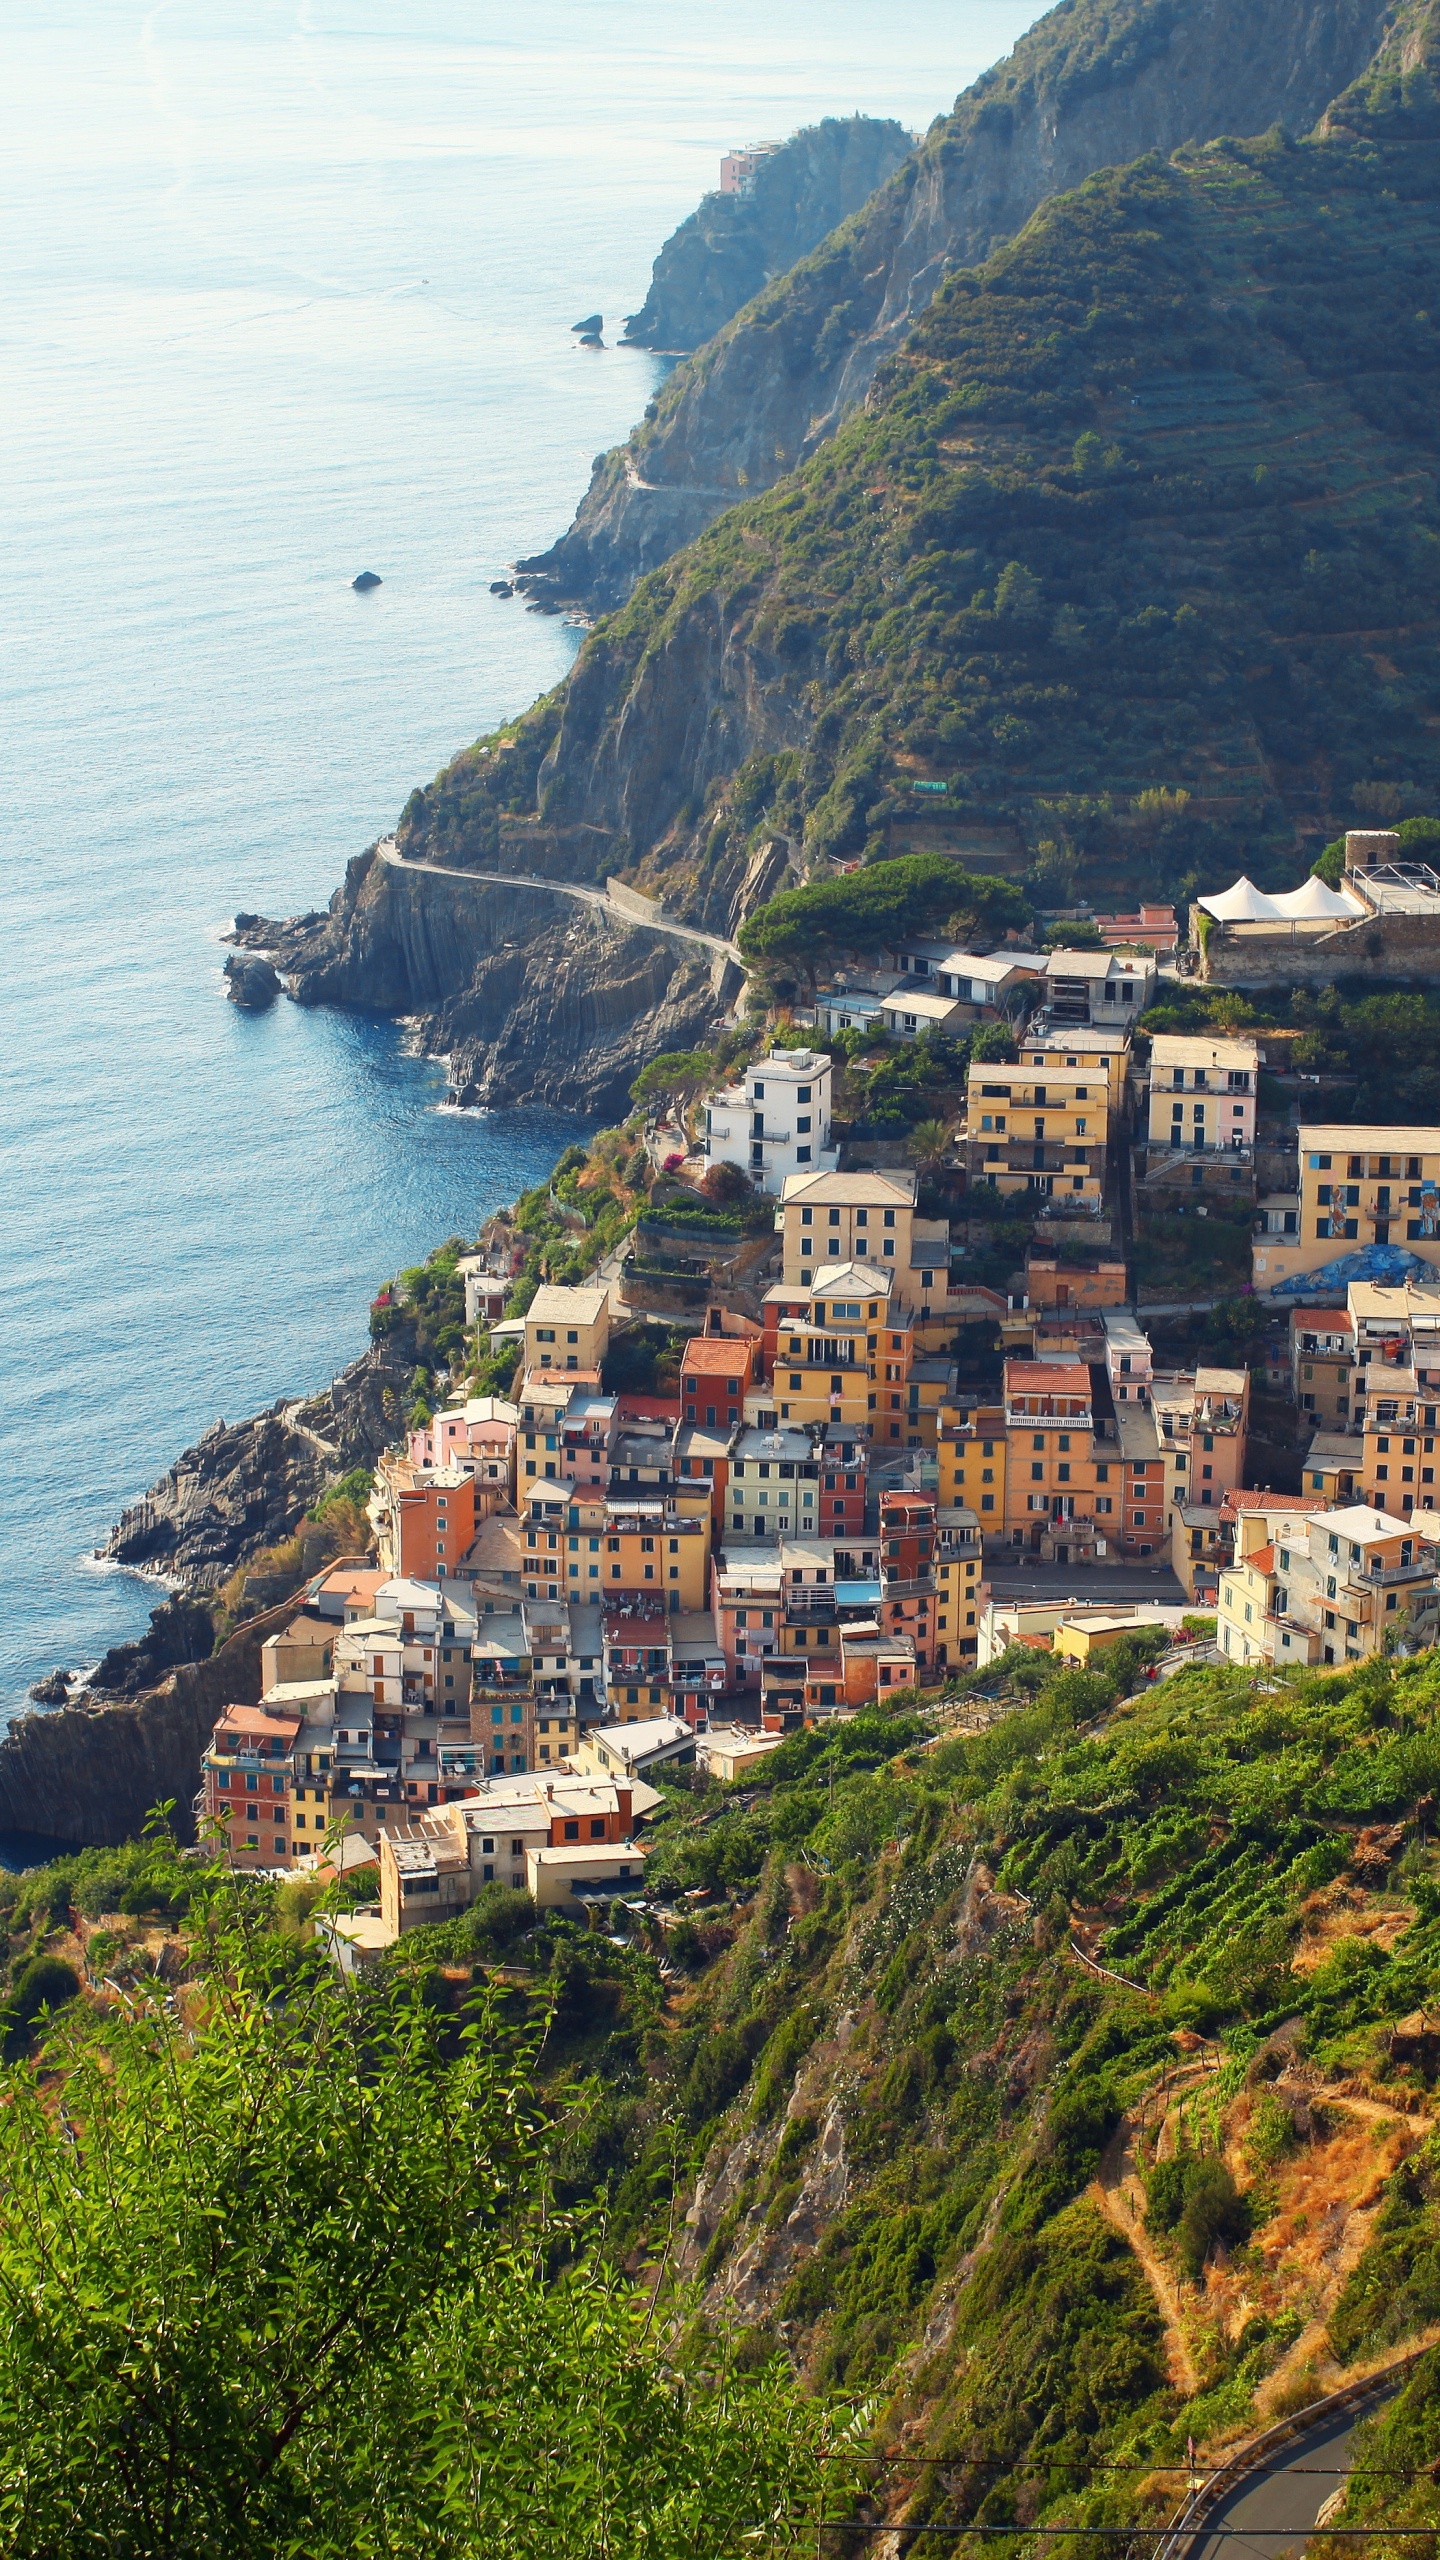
0,0,1038,1724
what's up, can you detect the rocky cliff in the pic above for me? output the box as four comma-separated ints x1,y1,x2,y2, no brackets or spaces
98,1338,410,1591
237,841,743,1117
0,1602,291,1847
518,0,1393,613
621,116,912,354
259,2,1440,1110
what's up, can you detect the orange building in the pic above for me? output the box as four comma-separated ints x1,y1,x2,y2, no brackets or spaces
202,1705,302,1868
878,1489,938,1668
1003,1357,1101,1560
370,1459,477,1581
680,1332,757,1428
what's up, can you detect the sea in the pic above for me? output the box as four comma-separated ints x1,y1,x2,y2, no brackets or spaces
0,0,1039,1735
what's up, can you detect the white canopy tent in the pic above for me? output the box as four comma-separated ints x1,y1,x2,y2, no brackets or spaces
1195,876,1282,921
1196,874,1365,924
1268,877,1365,920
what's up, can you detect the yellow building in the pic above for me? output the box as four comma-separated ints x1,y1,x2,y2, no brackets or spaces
1291,1309,1356,1433
1219,1502,1437,1669
1017,1023,1132,1114
935,1506,983,1667
1053,1613,1167,1664
1254,1126,1440,1294
523,1281,612,1377
1359,1365,1440,1515
520,1488,711,1613
1216,1526,1298,1668
764,1263,933,1448
601,1500,710,1612
938,1402,1006,1533
1302,1431,1364,1503
727,1426,822,1540
776,1169,949,1315
1145,1033,1259,1153
965,1062,1109,1207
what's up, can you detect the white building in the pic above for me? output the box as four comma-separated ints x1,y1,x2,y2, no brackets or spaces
703,1047,836,1194
1101,1307,1154,1406
1043,948,1156,1026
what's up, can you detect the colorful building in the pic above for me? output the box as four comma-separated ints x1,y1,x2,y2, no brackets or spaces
1253,1126,1440,1295
965,1060,1109,1210
1002,1357,1100,1560
524,1281,612,1376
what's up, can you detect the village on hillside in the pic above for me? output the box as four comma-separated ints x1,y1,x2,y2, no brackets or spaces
202,825,1440,1952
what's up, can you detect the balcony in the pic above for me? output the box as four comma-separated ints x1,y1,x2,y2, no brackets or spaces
1347,1556,1437,1589
1153,1137,1253,1159
784,1590,839,1621
879,1575,936,1600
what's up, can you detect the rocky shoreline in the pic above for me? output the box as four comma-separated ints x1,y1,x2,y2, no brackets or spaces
97,1338,413,1594
230,846,739,1119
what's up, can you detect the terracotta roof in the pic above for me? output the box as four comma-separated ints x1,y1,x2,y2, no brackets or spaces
681,1339,752,1377
213,1704,302,1741
1005,1359,1090,1389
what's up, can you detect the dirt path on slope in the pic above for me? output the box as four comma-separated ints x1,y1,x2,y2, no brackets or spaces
1091,2112,1200,2397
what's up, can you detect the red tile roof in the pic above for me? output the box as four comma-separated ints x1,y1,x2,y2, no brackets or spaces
213,1705,303,1742
681,1339,753,1377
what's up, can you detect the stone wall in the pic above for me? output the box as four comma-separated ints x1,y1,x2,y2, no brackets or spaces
1198,909,1440,987
605,875,666,926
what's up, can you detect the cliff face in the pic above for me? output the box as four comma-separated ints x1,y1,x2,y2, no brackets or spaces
265,3,1440,1101
99,1338,410,1591
621,117,913,353
241,844,743,1118
430,121,1440,906
0,1604,290,1847
519,0,1393,613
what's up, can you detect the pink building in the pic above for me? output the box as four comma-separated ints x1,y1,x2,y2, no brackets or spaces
408,1396,518,1498
719,141,781,194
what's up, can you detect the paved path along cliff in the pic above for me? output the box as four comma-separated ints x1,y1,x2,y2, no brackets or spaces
373,839,744,968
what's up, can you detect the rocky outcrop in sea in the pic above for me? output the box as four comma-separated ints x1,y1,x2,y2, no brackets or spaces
232,845,742,1119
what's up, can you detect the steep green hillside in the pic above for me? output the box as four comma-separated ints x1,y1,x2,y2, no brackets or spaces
14,1639,1440,2545
519,0,1392,612
429,1640,1440,2551
413,111,1440,918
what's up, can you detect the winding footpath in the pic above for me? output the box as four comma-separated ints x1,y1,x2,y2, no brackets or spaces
376,839,745,967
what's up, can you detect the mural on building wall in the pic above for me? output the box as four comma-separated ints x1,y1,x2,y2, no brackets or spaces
1267,1243,1439,1301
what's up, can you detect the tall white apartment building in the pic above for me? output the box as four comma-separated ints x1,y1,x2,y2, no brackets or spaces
703,1047,836,1195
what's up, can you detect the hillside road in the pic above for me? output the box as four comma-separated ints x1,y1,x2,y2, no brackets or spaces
1182,2387,1399,2560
